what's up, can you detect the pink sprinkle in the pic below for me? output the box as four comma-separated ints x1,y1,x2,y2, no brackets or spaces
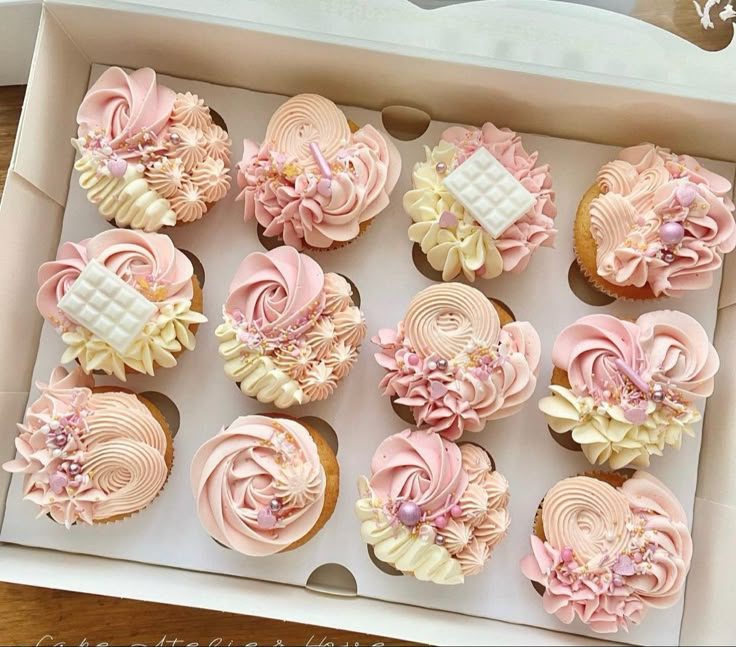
612,554,636,576
450,504,462,518
434,515,448,529
309,142,332,180
560,547,573,562
49,473,68,494
613,359,650,394
107,158,128,178
675,184,697,207
407,353,419,366
624,407,648,425
257,508,276,529
633,552,643,563
438,211,457,229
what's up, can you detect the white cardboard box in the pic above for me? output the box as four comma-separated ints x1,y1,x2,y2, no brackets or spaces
0,0,41,85
1,1,736,645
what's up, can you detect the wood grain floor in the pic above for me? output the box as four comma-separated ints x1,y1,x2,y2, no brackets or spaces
0,2,728,644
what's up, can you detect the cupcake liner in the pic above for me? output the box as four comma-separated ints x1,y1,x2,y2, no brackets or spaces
573,182,659,302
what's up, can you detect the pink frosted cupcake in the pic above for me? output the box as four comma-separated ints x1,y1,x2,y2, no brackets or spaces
521,471,692,634
405,122,556,281
356,430,510,585
373,283,541,439
73,67,231,231
236,94,401,250
3,366,173,527
216,247,366,407
575,143,736,299
37,229,206,380
539,311,719,469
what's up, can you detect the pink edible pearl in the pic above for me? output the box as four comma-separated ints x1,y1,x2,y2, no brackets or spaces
407,353,419,366
434,515,448,529
633,552,643,563
659,221,685,245
560,547,573,562
397,501,421,527
450,504,462,519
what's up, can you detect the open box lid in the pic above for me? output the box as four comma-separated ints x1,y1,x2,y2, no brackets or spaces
1,1,735,644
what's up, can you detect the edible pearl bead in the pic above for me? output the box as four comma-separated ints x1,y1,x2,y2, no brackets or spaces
49,420,60,431
560,547,574,562
270,498,282,512
606,531,615,542
434,535,445,546
397,501,421,527
52,449,62,457
407,353,419,366
659,221,685,245
69,463,80,474
652,385,665,403
663,251,676,263
437,359,448,370
435,162,447,174
169,132,181,145
450,504,462,519
427,361,437,371
40,425,50,434
434,515,448,530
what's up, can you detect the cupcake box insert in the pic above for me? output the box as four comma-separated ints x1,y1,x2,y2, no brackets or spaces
1,1,736,645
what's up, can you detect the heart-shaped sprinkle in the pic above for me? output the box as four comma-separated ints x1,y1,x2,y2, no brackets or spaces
49,473,69,494
107,158,128,178
624,407,648,425
317,178,332,197
612,554,636,576
438,211,457,229
675,184,697,207
257,508,276,529
429,381,449,400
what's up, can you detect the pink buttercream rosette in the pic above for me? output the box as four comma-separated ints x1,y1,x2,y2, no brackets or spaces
405,122,557,281
236,94,401,250
75,66,231,227
590,143,736,297
373,283,540,440
521,472,692,634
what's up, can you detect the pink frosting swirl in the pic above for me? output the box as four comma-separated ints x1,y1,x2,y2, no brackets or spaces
442,123,557,272
368,429,468,518
520,471,691,634
76,67,175,155
236,94,401,249
190,415,326,556
37,230,195,329
225,247,326,342
591,143,736,297
374,284,540,439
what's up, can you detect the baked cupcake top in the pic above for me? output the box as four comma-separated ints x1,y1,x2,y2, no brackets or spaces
539,311,718,469
216,247,366,407
190,415,327,556
74,67,231,231
3,366,170,527
405,122,556,281
373,283,541,439
37,229,206,380
589,143,736,297
236,94,401,249
356,430,510,585
521,472,692,634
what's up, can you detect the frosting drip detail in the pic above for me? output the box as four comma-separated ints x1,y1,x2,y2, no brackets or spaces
356,431,510,583
374,283,540,439
2,367,169,527
190,415,326,556
521,472,692,634
236,94,401,249
217,248,366,406
539,311,718,468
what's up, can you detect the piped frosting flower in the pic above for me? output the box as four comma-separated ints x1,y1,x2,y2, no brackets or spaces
405,122,557,282
589,143,736,297
215,247,366,407
236,94,401,249
539,311,718,468
520,472,692,634
73,67,231,231
356,432,510,585
374,283,541,440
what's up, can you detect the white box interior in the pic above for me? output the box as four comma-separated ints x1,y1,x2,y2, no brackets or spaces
1,2,736,645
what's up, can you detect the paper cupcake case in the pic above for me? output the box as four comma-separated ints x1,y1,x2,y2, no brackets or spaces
1,65,732,647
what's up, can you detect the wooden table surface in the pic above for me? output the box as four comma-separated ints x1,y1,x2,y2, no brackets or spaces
0,2,729,644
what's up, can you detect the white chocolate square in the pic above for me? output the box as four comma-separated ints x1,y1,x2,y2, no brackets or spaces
442,146,535,238
58,259,157,353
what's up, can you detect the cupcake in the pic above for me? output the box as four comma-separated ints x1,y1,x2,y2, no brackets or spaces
520,471,692,634
575,143,736,299
73,67,232,231
2,366,173,527
190,414,339,555
373,283,540,439
405,122,556,281
37,229,206,380
356,430,510,585
216,247,366,407
539,311,718,469
236,94,401,250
